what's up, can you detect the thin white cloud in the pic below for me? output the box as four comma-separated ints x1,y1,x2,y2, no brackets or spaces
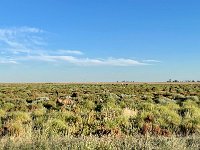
19,55,147,66
0,26,44,55
57,50,83,55
0,26,157,67
142,59,161,63
0,27,43,35
0,59,18,64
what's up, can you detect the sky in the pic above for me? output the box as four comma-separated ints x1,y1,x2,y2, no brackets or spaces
0,0,200,82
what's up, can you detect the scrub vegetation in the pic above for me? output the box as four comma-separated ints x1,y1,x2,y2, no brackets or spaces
0,83,199,149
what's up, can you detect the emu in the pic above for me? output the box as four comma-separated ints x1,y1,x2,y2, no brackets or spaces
56,91,73,106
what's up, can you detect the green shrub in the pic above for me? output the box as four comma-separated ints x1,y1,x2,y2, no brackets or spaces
82,100,95,111
32,108,46,117
9,111,31,123
139,102,155,111
0,109,6,117
45,119,67,135
4,120,24,136
186,96,199,102
180,100,200,133
155,105,181,129
2,102,15,111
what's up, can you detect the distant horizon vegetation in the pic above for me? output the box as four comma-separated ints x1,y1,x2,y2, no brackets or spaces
0,79,200,84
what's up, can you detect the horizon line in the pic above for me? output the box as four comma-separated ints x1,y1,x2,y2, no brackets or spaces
0,81,199,85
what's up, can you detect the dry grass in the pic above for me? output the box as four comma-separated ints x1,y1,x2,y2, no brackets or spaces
0,133,199,150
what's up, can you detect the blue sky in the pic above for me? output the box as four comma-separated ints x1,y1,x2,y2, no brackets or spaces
0,0,200,82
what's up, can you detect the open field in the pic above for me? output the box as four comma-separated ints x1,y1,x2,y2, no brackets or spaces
0,83,200,149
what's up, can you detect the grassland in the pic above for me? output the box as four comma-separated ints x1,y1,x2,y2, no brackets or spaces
0,83,200,149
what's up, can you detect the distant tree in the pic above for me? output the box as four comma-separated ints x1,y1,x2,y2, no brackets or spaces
167,79,172,82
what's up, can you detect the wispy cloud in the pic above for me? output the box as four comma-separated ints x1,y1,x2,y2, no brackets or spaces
0,26,158,66
0,27,43,35
142,59,161,63
0,59,18,64
0,26,44,55
57,50,83,55
21,55,146,66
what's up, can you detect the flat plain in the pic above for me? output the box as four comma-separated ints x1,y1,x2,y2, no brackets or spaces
0,83,199,149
